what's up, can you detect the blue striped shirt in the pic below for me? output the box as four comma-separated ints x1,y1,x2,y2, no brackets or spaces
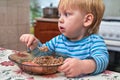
33,34,109,75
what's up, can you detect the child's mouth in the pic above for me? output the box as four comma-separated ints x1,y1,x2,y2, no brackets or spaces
59,26,65,32
60,27,64,29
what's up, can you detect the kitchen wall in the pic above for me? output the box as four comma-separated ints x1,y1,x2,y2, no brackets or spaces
103,0,120,18
38,0,59,8
39,0,120,18
0,0,30,51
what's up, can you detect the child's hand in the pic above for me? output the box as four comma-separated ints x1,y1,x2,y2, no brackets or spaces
20,34,39,50
58,58,96,78
58,58,84,77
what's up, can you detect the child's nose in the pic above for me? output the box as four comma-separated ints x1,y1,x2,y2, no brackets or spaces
59,18,64,23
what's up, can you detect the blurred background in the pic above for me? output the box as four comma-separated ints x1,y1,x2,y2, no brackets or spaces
0,0,120,72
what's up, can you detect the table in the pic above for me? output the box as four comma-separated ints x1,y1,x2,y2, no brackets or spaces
0,47,120,80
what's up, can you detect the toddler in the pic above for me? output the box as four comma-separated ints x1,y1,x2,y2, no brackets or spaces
20,0,109,78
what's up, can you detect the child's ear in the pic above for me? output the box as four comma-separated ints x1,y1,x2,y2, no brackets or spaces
83,13,94,27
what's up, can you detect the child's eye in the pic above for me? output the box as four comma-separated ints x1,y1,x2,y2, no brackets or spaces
64,12,70,17
58,12,71,18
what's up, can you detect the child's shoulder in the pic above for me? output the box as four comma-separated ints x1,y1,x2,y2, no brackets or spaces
89,34,104,41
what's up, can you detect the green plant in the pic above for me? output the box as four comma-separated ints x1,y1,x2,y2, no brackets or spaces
30,0,42,25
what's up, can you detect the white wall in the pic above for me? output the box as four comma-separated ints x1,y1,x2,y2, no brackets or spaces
103,0,120,18
38,0,59,8
39,0,120,18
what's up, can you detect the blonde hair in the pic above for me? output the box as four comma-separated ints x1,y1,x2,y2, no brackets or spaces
58,0,105,34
